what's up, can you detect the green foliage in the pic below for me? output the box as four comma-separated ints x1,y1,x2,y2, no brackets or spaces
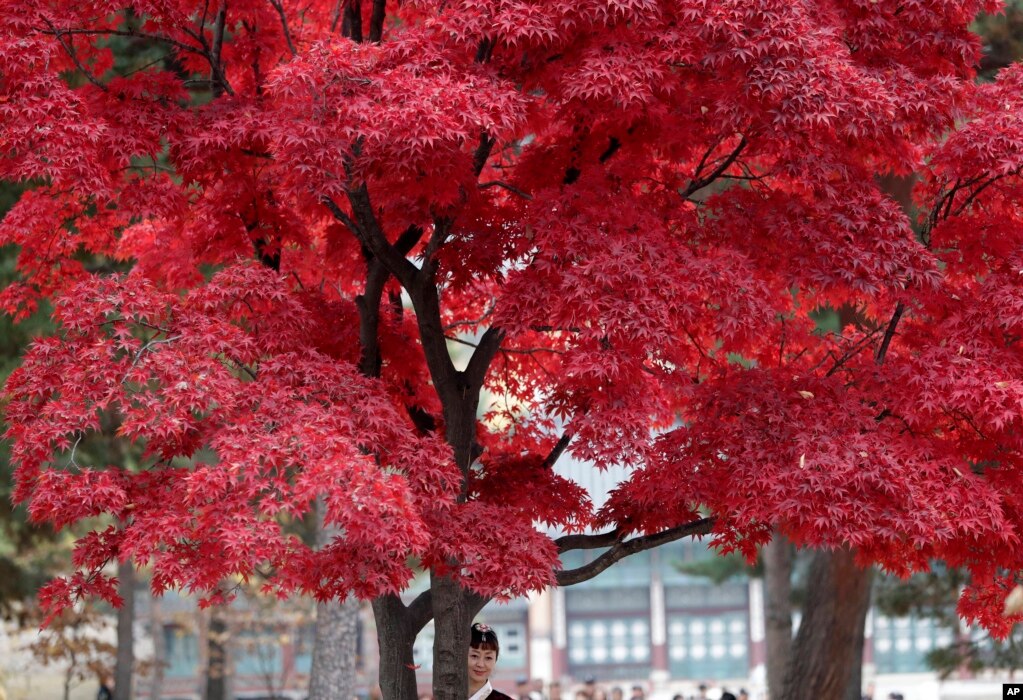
876,568,1023,677
675,551,760,584
976,0,1023,80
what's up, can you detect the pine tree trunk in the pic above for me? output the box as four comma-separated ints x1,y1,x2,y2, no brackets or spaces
149,592,166,700
430,574,471,700
763,533,793,699
115,559,135,700
372,595,420,700
203,608,229,700
308,597,361,700
779,548,872,700
308,490,362,700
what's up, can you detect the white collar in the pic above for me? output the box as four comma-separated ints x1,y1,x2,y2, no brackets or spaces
469,680,493,700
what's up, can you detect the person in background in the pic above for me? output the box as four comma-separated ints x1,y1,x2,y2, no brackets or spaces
737,690,750,700
96,674,113,700
549,681,562,700
610,687,624,700
516,677,544,700
720,693,737,700
629,685,646,700
468,623,513,700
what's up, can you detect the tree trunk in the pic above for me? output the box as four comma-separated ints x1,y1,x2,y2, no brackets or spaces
373,595,420,700
308,597,361,700
763,533,794,699
308,490,363,700
430,574,471,700
115,559,135,700
149,591,166,700
779,548,872,700
203,608,229,700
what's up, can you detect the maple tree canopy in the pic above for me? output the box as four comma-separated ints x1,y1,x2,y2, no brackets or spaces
3,0,1023,637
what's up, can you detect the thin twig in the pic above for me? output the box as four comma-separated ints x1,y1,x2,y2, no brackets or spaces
37,27,203,57
130,335,182,369
443,300,497,331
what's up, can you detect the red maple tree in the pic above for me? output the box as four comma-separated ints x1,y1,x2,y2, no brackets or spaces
3,0,1023,698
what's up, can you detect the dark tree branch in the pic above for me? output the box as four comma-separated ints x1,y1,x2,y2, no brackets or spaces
268,0,298,56
394,223,425,256
321,196,362,236
690,134,724,180
36,27,203,57
954,170,1020,217
875,302,904,365
209,2,233,96
356,225,421,377
405,591,434,634
541,430,574,470
475,36,494,63
42,20,109,91
683,136,748,198
824,327,885,377
357,260,388,377
424,216,452,266
479,181,532,200
323,190,420,288
555,518,716,586
599,136,621,163
253,237,281,271
472,132,496,178
555,528,623,553
464,326,505,392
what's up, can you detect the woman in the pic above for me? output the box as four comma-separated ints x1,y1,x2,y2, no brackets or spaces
468,622,514,700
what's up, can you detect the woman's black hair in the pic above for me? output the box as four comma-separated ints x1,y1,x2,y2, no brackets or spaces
470,622,500,656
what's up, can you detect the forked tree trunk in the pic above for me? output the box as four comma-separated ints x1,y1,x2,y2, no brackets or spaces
373,595,420,700
308,597,361,700
115,559,135,700
763,533,794,699
779,547,872,700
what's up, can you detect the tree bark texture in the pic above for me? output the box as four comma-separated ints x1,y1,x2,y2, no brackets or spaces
114,558,134,700
373,595,420,700
203,608,229,700
763,533,794,700
149,591,166,700
309,492,362,700
779,547,873,700
308,596,361,700
430,574,471,700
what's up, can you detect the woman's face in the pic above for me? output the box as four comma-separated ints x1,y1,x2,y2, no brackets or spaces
468,646,497,685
